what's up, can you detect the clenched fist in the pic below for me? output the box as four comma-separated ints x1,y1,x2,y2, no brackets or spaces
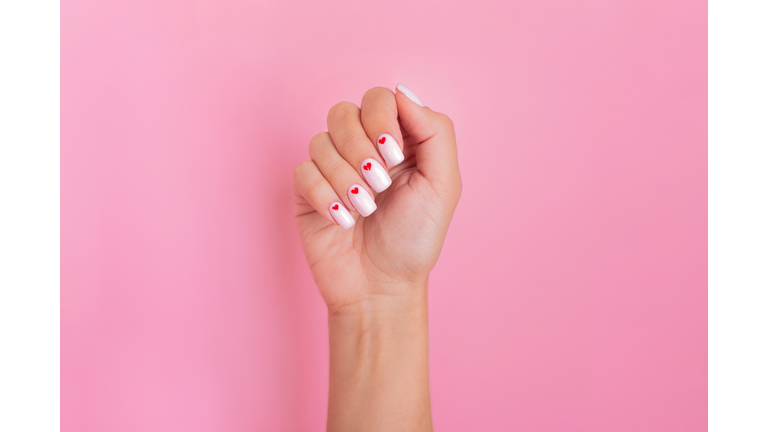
292,84,461,314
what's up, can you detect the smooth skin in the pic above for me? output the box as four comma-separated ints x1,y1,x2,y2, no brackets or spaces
292,85,461,432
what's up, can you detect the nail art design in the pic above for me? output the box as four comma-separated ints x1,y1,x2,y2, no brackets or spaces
396,83,424,107
329,202,355,230
347,184,377,216
360,158,392,193
376,133,405,167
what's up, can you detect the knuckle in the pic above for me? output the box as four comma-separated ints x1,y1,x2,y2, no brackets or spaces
437,113,455,131
327,101,358,123
308,132,330,158
362,87,397,123
363,86,393,101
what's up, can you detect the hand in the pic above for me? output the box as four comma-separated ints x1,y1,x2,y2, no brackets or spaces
292,84,461,313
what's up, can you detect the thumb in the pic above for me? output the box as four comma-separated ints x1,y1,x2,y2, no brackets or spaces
395,83,461,194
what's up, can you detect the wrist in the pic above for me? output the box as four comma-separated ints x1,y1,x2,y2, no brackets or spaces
326,279,428,317
328,281,427,328
328,288,428,345
326,282,433,431
328,285,429,353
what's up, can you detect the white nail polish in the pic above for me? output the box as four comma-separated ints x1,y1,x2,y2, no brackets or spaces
347,184,377,217
329,202,355,229
376,133,405,167
396,83,424,107
360,158,392,193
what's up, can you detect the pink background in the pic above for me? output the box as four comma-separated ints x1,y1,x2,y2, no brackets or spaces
62,0,707,430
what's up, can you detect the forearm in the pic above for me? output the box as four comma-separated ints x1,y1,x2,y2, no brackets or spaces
326,286,433,432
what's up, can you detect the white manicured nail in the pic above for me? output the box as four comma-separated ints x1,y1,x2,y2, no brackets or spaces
347,184,377,216
360,159,392,193
396,83,424,107
376,133,405,167
329,202,355,229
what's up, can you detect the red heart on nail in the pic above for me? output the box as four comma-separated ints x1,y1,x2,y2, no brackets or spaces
332,204,339,210
351,187,359,194
378,136,386,144
363,162,372,171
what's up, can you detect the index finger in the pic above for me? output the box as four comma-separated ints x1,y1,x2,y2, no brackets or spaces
360,87,405,168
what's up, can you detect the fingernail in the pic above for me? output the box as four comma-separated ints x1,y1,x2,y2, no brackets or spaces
347,184,377,216
376,133,405,167
396,83,424,107
329,202,355,229
360,158,392,193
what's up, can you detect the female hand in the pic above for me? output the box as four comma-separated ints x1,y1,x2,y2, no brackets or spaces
292,84,461,313
292,84,461,432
